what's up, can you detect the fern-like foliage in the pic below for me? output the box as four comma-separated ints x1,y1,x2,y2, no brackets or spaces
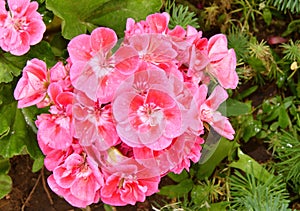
268,0,300,14
227,28,250,60
164,0,199,29
230,170,291,211
272,129,300,193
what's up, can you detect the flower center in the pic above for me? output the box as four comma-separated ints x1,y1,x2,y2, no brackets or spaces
137,103,163,126
6,13,28,31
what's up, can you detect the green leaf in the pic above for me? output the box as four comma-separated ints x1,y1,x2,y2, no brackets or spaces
0,118,10,139
236,85,258,100
278,105,290,128
27,41,57,67
282,19,300,37
243,120,261,142
262,8,272,26
46,0,162,39
32,156,44,172
0,174,12,199
167,170,189,183
0,51,27,83
191,185,209,206
0,158,10,174
229,148,271,183
0,84,43,160
222,99,251,117
197,138,239,179
158,178,193,198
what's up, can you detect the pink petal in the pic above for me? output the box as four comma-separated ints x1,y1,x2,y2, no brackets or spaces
8,0,30,17
10,32,30,56
90,27,117,53
204,85,228,111
70,175,100,202
209,49,238,89
146,12,169,33
114,46,139,75
208,34,228,62
210,113,235,140
67,34,92,63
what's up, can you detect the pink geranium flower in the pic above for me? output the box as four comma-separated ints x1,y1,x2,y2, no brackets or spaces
187,34,238,89
132,133,204,175
14,59,72,108
73,91,120,151
194,84,235,140
99,156,160,206
0,0,46,55
113,66,185,150
14,58,49,108
48,153,103,208
35,88,74,150
170,133,204,174
39,139,83,171
68,27,138,102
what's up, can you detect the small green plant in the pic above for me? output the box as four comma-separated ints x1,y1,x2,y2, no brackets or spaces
164,0,199,29
230,170,291,211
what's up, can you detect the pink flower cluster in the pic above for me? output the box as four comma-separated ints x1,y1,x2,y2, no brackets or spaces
14,12,238,207
0,0,45,55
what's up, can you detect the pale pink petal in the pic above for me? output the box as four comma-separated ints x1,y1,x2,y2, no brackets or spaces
208,34,228,62
113,45,139,75
210,113,235,140
208,49,238,89
204,85,228,111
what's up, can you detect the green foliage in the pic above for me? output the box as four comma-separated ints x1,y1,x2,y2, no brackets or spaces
0,158,11,199
268,0,300,14
0,174,12,199
158,178,194,198
0,83,44,199
46,0,163,39
230,170,291,211
164,0,199,29
227,29,250,60
282,19,300,37
271,129,300,193
197,138,239,179
281,40,300,62
0,83,43,160
229,148,271,182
